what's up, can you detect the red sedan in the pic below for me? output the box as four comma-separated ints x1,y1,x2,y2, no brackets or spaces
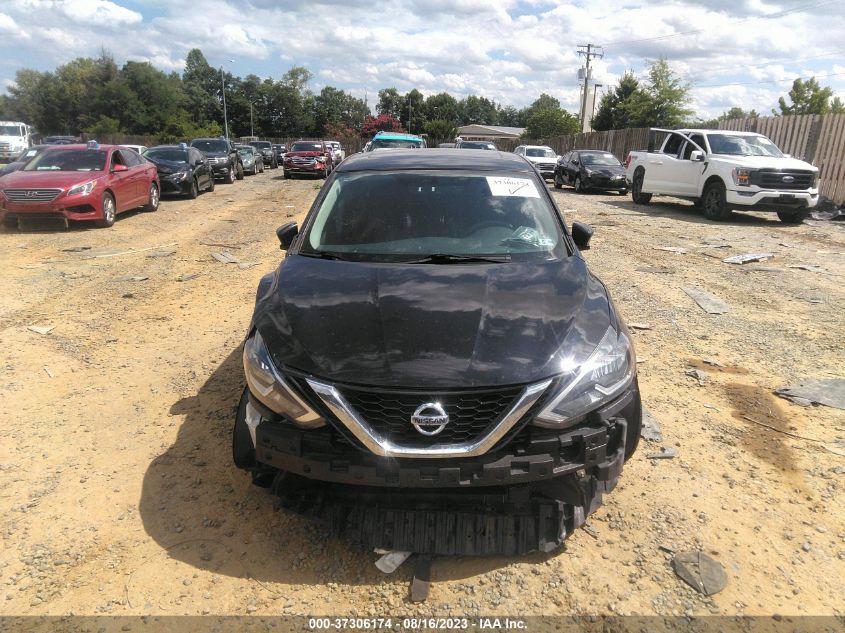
0,142,160,229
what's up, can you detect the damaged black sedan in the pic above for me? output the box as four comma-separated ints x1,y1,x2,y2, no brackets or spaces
233,149,642,556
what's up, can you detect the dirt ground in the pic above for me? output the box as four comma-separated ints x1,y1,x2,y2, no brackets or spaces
0,168,843,619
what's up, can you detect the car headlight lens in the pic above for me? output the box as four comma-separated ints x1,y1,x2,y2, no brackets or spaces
243,330,325,428
67,180,96,196
732,168,754,186
174,170,189,182
534,326,635,428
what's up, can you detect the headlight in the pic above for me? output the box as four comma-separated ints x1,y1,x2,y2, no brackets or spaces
67,180,96,196
316,156,326,163
173,170,189,182
243,331,325,428
534,326,635,428
732,168,754,186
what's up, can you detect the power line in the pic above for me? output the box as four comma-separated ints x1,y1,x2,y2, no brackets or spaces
691,70,845,89
602,0,838,49
680,49,845,80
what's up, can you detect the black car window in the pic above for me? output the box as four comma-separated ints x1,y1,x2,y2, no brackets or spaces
189,149,203,164
682,134,707,159
303,171,564,261
581,153,621,166
110,150,126,169
145,148,188,163
291,142,324,152
24,149,107,172
663,133,684,156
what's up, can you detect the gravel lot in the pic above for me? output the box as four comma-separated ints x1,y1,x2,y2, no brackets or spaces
0,169,843,618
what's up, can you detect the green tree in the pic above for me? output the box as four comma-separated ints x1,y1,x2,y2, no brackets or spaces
777,77,838,115
524,107,579,139
625,59,692,128
424,92,459,124
423,119,457,141
498,105,526,127
401,89,426,133
458,95,498,125
377,87,403,119
592,72,640,131
182,49,222,128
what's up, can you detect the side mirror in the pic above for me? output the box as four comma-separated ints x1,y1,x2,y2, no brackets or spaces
571,222,593,250
690,150,705,162
112,163,128,173
571,159,579,165
276,222,298,250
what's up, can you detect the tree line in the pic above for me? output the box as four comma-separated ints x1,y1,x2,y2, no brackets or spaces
0,48,841,143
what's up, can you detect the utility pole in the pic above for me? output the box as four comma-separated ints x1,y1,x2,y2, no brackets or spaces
220,59,234,139
250,103,254,137
577,44,603,131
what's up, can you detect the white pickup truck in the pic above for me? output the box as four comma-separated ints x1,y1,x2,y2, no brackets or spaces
624,128,819,223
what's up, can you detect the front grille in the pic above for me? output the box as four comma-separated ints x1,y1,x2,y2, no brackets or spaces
537,163,555,170
0,143,10,151
750,169,815,190
3,188,62,202
290,157,316,165
336,385,524,448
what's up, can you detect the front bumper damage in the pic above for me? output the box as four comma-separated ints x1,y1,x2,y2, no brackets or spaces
237,379,640,556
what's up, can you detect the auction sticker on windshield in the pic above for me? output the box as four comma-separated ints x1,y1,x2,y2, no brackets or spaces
486,176,540,198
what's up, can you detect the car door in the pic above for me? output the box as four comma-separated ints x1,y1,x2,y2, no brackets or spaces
566,152,581,183
108,150,135,210
660,133,706,197
123,149,149,203
643,132,686,195
192,149,210,189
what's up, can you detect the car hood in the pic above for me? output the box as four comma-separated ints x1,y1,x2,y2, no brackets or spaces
199,151,229,159
525,155,557,164
0,170,104,189
711,155,818,172
146,158,188,175
285,151,323,158
584,164,625,177
253,256,614,389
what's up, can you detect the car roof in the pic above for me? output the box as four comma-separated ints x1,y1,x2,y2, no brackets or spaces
337,148,534,173
523,145,554,150
373,132,423,141
147,145,188,150
679,129,762,136
40,144,118,151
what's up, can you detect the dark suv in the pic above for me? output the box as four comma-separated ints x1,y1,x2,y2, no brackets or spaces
189,137,244,183
248,140,277,169
234,149,641,556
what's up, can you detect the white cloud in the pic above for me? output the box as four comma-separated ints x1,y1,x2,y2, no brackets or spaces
0,0,843,118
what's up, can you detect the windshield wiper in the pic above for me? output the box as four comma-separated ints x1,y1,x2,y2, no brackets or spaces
298,250,350,261
402,253,511,264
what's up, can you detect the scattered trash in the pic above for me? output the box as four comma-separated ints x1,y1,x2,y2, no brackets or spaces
147,250,176,258
647,447,678,459
703,403,720,411
699,243,731,249
60,246,92,252
775,379,845,411
374,550,412,574
628,323,651,330
27,325,54,335
285,205,295,209
789,264,830,274
201,242,241,250
685,369,708,386
641,408,663,442
703,358,725,367
43,366,54,378
113,275,148,282
811,206,845,221
211,252,240,264
778,242,794,248
237,262,260,270
410,556,432,603
672,551,728,596
722,252,773,265
177,273,202,282
683,287,729,314
121,293,134,299
654,246,688,254
90,242,177,259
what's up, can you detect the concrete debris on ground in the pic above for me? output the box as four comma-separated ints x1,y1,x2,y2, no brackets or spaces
654,246,688,254
641,408,663,442
211,251,240,264
703,358,725,367
789,264,829,274
683,287,729,314
647,447,678,459
374,550,412,574
628,323,652,330
60,246,91,252
722,253,773,265
113,275,148,282
672,551,728,596
27,325,54,335
685,369,708,386
146,250,176,258
774,379,845,410
177,273,202,282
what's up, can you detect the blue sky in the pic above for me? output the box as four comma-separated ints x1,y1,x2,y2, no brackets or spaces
0,0,843,120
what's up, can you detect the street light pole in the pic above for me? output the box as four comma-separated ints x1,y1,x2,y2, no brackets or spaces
220,59,234,139
250,103,254,137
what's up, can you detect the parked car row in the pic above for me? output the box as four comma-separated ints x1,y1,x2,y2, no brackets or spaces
0,136,281,229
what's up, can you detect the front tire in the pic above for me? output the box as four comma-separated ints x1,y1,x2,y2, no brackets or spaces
206,175,215,192
236,163,245,180
553,171,563,189
97,192,116,228
224,166,235,184
574,175,584,193
777,209,808,224
702,181,730,221
632,172,652,204
188,178,199,199
143,183,159,212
